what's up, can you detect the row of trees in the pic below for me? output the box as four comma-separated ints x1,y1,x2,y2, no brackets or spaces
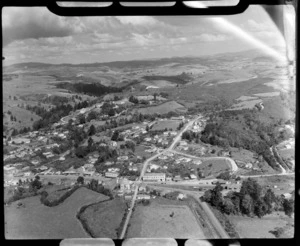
202,178,294,218
87,179,113,199
5,176,43,204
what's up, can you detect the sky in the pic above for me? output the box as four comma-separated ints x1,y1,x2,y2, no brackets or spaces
2,4,287,65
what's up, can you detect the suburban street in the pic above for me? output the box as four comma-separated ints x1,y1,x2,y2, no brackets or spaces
170,150,239,172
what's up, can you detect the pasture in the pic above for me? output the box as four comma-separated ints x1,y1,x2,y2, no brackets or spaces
151,120,181,131
197,159,231,178
127,197,205,238
5,187,109,239
252,175,295,196
229,99,262,110
228,212,294,238
135,101,187,115
78,198,126,238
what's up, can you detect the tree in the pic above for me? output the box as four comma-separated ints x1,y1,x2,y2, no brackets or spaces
201,190,212,203
108,108,115,117
86,111,97,122
270,227,285,238
75,146,87,158
210,183,223,208
263,189,276,213
88,124,96,136
282,199,294,217
240,178,262,201
254,198,268,218
78,114,86,124
77,176,84,185
68,119,73,127
241,194,254,215
31,176,42,190
111,130,119,141
217,171,231,180
221,198,235,214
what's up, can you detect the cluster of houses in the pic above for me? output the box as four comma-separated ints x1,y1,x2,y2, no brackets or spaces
117,177,151,200
143,131,175,148
121,125,148,139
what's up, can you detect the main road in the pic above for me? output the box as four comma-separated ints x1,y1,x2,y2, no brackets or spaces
119,114,202,239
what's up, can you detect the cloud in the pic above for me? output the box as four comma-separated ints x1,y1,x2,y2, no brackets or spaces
2,7,84,46
196,33,229,42
115,16,157,26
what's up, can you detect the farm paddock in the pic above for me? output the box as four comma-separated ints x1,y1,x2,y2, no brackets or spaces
126,197,205,238
5,187,108,239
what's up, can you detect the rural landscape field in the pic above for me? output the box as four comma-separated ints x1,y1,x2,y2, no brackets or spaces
3,4,295,240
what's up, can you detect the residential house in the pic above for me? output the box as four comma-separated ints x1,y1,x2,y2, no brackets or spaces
144,137,152,142
138,184,147,192
190,174,197,180
117,156,129,161
120,178,132,191
149,164,160,171
137,194,150,200
110,141,118,147
245,163,253,169
193,160,202,165
173,175,182,182
177,193,186,200
105,172,119,178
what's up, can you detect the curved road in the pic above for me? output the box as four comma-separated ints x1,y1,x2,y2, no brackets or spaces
170,150,238,172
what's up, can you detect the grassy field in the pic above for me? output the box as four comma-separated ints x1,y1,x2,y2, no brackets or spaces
78,197,126,238
228,212,294,238
277,148,294,160
135,101,187,115
5,187,109,239
127,197,205,238
230,148,256,163
151,120,181,131
251,175,295,196
198,159,231,178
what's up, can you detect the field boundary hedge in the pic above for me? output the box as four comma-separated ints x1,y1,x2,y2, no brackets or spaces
40,185,81,207
76,198,112,238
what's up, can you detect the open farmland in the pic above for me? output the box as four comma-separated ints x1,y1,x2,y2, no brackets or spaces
78,198,127,238
5,187,109,239
228,212,294,238
135,101,187,115
151,120,181,131
197,159,231,177
229,99,262,110
127,197,205,238
251,175,295,196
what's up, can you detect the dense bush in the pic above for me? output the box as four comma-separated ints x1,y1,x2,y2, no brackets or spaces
200,110,287,171
40,185,80,207
202,178,291,219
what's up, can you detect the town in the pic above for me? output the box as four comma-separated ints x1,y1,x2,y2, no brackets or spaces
3,6,295,240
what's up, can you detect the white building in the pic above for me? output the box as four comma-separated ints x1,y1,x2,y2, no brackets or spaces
105,172,119,178
143,173,166,182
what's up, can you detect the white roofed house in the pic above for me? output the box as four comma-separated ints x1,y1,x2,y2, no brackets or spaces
190,174,197,180
105,172,119,178
117,155,129,161
119,178,133,192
